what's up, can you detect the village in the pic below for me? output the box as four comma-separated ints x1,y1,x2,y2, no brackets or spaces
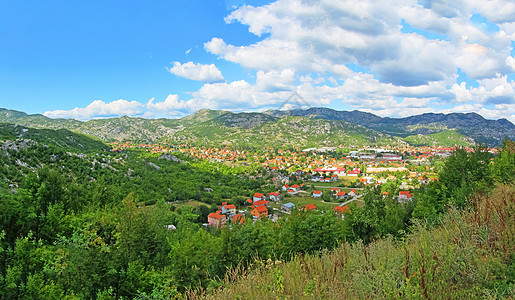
107,141,483,228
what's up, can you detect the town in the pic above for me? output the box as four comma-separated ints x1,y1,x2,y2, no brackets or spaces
110,141,499,227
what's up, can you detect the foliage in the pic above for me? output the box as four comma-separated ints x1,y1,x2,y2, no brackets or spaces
204,184,515,299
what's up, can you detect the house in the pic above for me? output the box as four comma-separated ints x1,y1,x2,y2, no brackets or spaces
282,184,290,191
287,188,298,196
303,203,317,211
251,205,268,219
331,174,338,182
336,191,347,200
346,168,361,176
334,205,351,215
232,213,245,224
220,202,236,214
313,190,323,198
362,176,374,184
331,187,340,194
253,192,266,202
269,192,282,201
253,200,269,207
281,202,295,213
208,212,226,228
324,177,331,183
290,184,301,192
398,191,412,202
348,189,358,197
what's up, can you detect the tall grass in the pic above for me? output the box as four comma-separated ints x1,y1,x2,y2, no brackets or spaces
191,184,514,299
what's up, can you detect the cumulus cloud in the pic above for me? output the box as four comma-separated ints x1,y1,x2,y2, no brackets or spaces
203,0,515,121
146,94,194,114
168,61,224,82
45,0,515,122
44,99,143,120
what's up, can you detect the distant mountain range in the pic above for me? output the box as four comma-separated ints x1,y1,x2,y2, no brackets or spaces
265,107,514,146
0,107,513,147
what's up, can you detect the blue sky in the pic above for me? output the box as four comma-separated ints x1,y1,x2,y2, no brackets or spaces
1,0,514,122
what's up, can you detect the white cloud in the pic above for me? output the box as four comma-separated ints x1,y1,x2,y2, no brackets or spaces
168,61,224,82
255,69,296,92
202,0,515,121
44,99,143,120
146,94,193,114
46,0,515,122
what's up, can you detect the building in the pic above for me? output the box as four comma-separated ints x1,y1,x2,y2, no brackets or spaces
303,203,317,211
336,191,347,200
281,202,295,213
251,205,268,219
232,213,245,224
269,192,282,201
334,205,351,215
220,202,236,214
208,212,226,228
253,192,266,202
313,190,323,198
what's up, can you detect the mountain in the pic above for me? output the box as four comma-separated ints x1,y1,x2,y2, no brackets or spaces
0,123,109,152
404,130,475,147
265,107,515,146
164,113,399,148
1,107,513,147
0,108,182,142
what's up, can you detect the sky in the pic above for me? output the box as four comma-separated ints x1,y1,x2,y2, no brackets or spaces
1,0,515,122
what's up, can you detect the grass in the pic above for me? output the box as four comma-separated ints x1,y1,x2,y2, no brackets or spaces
172,200,206,208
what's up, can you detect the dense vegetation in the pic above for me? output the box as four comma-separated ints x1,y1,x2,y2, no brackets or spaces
0,123,108,152
0,136,513,298
205,184,514,299
404,129,474,147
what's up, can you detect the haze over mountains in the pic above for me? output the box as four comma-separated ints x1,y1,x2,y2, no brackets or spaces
0,107,513,147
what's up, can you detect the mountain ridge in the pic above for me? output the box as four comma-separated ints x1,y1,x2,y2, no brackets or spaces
1,107,513,146
265,107,514,145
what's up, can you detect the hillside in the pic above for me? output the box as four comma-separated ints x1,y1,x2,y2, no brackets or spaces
404,129,475,147
1,107,513,147
0,108,182,142
201,185,515,299
0,123,109,152
164,114,400,148
266,107,515,146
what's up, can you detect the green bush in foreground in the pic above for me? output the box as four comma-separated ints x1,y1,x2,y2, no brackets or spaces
198,184,514,299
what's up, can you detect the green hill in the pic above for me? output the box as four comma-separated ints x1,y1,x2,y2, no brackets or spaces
267,107,515,146
0,123,109,152
404,129,475,147
165,114,401,148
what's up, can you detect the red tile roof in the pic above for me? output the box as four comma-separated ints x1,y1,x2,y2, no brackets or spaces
255,205,268,213
334,205,350,213
208,213,223,220
304,204,316,210
253,200,269,207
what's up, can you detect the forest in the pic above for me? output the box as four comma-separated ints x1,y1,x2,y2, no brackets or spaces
0,139,514,299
